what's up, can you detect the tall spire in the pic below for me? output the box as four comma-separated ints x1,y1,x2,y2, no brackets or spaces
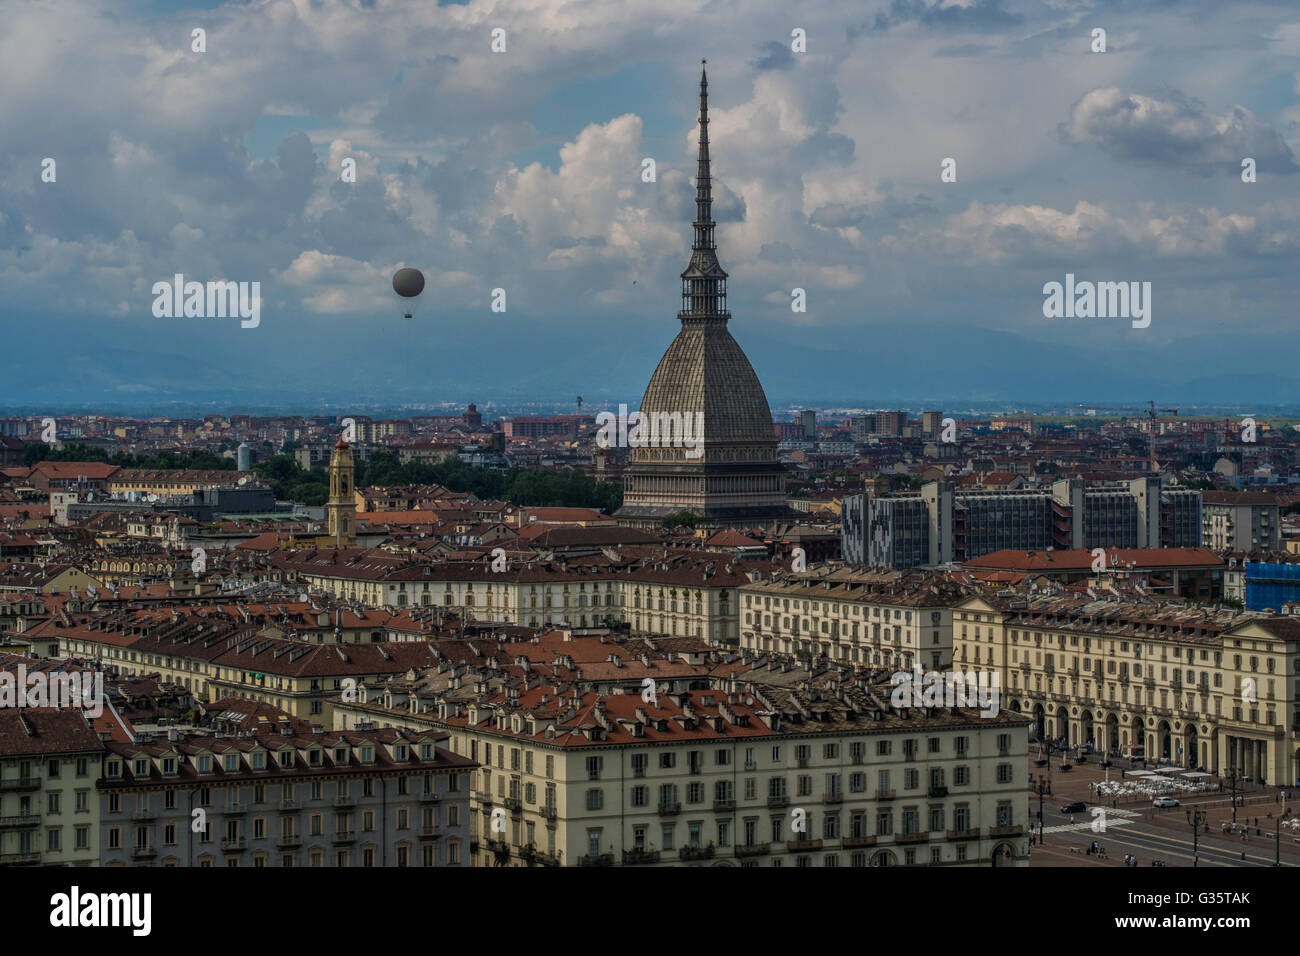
681,60,728,320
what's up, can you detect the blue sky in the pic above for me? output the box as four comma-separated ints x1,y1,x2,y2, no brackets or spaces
1,0,1299,410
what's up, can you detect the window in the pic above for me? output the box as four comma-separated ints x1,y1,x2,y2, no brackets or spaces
585,788,603,811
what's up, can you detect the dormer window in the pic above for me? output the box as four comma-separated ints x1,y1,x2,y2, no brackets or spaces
108,760,121,778
278,750,293,768
162,757,177,776
309,749,322,765
251,752,266,770
335,748,348,764
361,746,374,764
224,754,238,772
394,744,407,760
198,755,212,773
133,758,148,777
420,744,432,760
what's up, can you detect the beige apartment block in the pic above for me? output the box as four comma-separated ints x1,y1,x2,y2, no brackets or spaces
954,591,1300,784
738,570,969,671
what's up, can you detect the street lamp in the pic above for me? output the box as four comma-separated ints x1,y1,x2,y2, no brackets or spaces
1186,808,1207,867
1034,777,1050,846
1227,768,1241,825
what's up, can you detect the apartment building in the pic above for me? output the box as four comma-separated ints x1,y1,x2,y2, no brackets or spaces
98,726,474,867
738,569,970,671
953,589,1300,783
44,613,439,723
333,657,1030,868
1202,491,1281,552
0,709,106,866
277,549,751,645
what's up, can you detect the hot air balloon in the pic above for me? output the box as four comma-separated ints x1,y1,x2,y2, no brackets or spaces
392,267,425,318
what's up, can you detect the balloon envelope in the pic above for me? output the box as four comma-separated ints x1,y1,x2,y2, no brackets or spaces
392,268,425,298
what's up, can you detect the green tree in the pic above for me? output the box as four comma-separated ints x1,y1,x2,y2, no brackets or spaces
660,510,698,530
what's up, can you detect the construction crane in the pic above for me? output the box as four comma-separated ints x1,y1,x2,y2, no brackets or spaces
1073,401,1178,472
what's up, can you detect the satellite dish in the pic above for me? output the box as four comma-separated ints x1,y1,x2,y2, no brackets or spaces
392,268,425,318
238,475,250,486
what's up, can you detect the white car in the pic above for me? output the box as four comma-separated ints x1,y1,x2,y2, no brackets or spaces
1153,797,1180,808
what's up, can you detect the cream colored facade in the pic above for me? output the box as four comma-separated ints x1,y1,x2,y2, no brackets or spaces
954,594,1300,784
332,698,1030,868
287,565,742,645
739,575,961,671
0,749,101,866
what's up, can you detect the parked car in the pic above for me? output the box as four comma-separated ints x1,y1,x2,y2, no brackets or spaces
1060,802,1087,814
1153,797,1180,808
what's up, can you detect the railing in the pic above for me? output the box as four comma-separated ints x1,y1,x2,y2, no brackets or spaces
734,843,770,858
540,804,558,820
0,778,39,792
766,794,789,809
876,789,897,800
989,825,1023,837
0,814,40,828
786,838,823,851
622,848,660,865
331,829,356,843
842,835,877,848
945,828,980,841
578,853,614,866
657,802,682,816
679,845,715,861
928,786,948,798
333,793,355,808
131,844,157,859
225,802,247,815
896,831,929,844
503,797,522,813
276,834,302,847
279,798,299,811
712,798,735,812
823,793,843,804
418,825,440,838
0,851,40,864
220,836,246,851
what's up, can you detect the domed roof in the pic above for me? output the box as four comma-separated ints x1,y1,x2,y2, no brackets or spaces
637,320,776,447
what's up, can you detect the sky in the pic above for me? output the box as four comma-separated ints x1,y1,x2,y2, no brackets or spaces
1,0,1299,412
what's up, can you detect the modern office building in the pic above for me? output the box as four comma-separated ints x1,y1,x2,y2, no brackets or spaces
843,477,1202,568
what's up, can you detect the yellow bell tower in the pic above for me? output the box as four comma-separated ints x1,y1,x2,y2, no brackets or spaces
326,436,357,547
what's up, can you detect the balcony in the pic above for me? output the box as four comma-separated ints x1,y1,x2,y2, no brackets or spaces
712,798,735,812
1143,677,1156,688
503,797,522,814
1067,666,1079,678
279,798,299,811
766,794,789,809
0,777,39,792
333,793,356,808
331,829,356,844
540,804,558,820
734,843,771,858
622,848,661,865
519,845,561,867
130,806,156,821
823,793,844,805
131,845,157,860
0,851,40,864
679,845,715,862
785,838,823,852
657,802,682,817
0,814,39,829
896,831,929,844
946,828,981,841
418,825,441,840
276,834,302,848
928,786,948,799
875,789,897,801
842,835,877,848
220,837,246,852
989,825,1024,837
224,802,247,815
796,758,810,769
578,853,614,867
418,791,441,804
